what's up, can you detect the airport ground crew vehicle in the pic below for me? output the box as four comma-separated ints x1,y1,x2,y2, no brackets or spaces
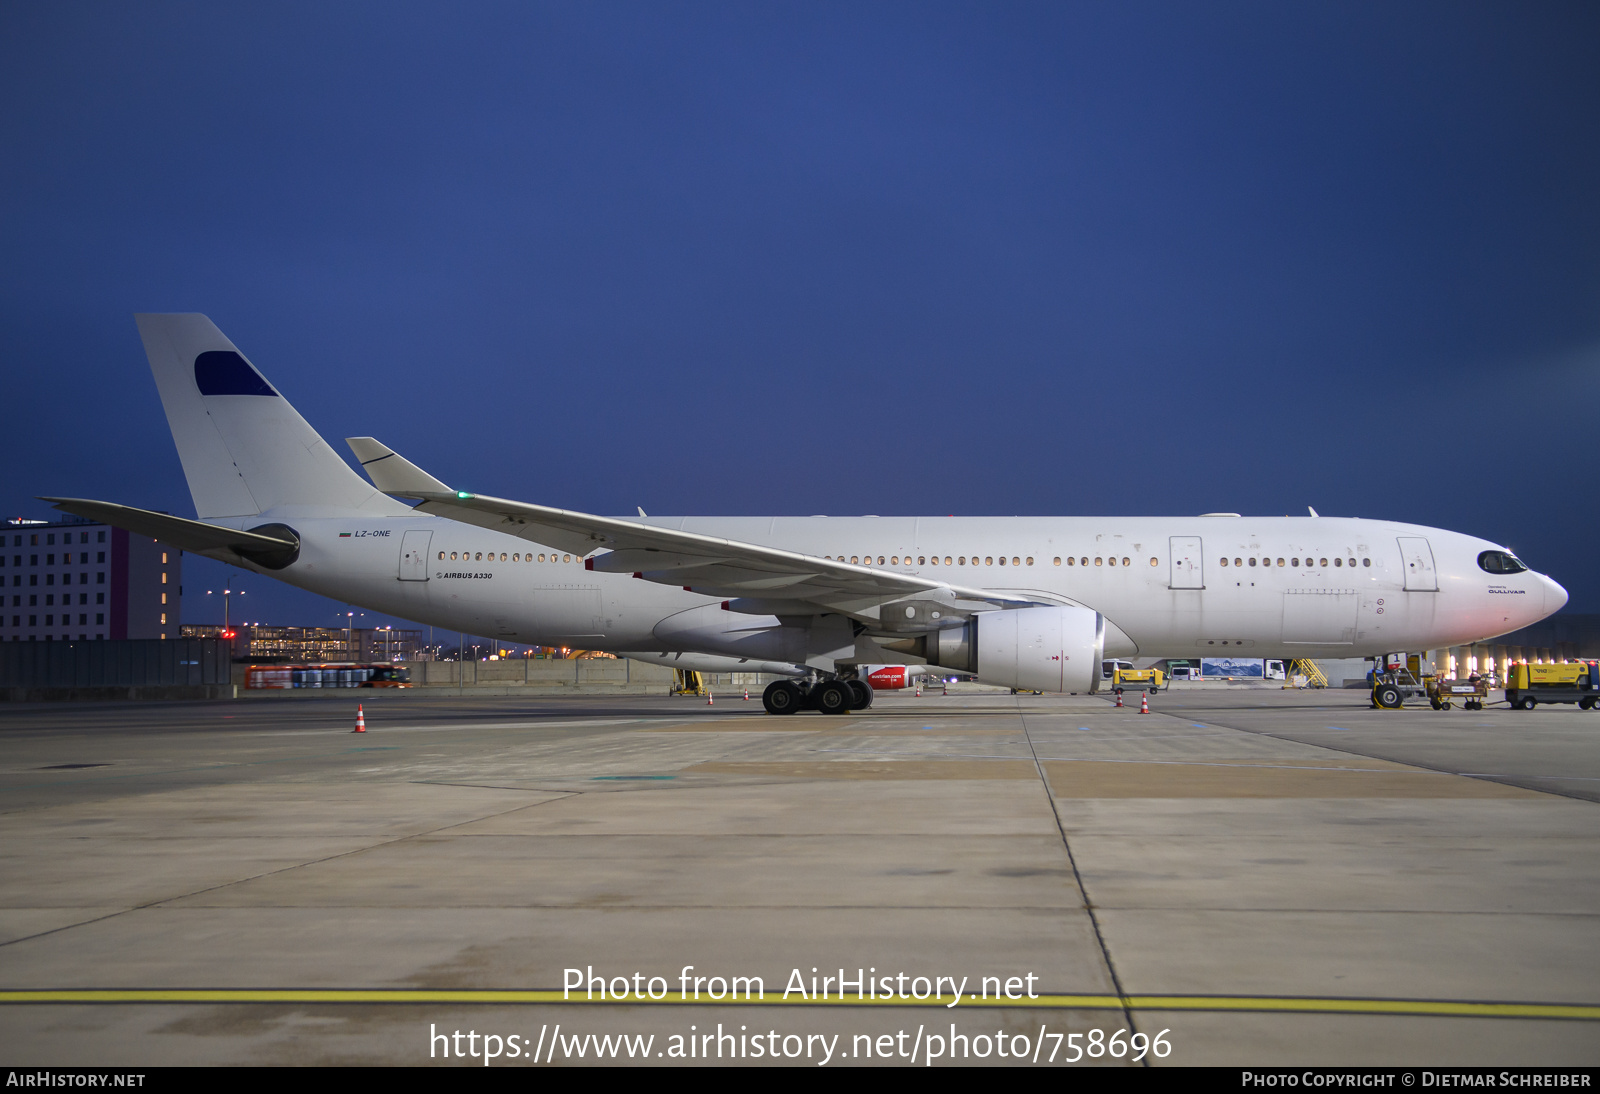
1427,675,1489,711
1503,661,1600,710
1114,667,1166,694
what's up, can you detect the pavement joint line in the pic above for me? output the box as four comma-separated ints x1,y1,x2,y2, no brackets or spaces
808,750,1436,774
1012,699,1143,1055
2,990,1594,1020
0,792,563,952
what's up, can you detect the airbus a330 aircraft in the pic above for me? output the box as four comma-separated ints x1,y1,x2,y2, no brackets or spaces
48,315,1568,715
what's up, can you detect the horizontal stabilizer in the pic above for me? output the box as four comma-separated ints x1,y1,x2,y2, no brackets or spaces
40,497,300,569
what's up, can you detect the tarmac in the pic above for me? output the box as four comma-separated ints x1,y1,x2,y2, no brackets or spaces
0,686,1596,1066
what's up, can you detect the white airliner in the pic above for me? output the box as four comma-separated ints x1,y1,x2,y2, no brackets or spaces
47,315,1567,715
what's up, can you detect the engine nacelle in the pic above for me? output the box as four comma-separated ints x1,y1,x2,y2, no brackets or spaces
924,605,1104,693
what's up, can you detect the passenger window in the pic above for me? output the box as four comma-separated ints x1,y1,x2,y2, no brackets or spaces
1319,558,1327,567
1235,558,1242,567
998,557,1006,566
1054,557,1062,566
1291,558,1299,567
1026,557,1033,566
1363,558,1371,567
1080,557,1088,566
1277,558,1284,567
563,554,572,563
1334,557,1342,567
450,552,457,560
1095,557,1102,567
918,556,926,565
1149,557,1157,566
437,551,444,560
850,556,859,564
1248,558,1257,567
1220,558,1228,567
500,553,507,561
878,556,886,565
985,557,993,566
1121,557,1129,566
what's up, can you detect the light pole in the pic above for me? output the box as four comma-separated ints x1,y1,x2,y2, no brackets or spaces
206,586,244,640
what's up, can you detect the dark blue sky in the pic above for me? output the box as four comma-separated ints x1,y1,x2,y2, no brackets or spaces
3,1,1597,628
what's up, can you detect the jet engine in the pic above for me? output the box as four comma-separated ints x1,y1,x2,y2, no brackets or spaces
913,605,1104,693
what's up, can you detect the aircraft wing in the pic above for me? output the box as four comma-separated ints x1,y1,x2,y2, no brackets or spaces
347,438,1041,618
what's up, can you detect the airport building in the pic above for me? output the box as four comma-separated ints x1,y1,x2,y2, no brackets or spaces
2,516,179,642
180,623,423,663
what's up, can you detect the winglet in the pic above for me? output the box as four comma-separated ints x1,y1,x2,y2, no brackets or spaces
345,438,453,498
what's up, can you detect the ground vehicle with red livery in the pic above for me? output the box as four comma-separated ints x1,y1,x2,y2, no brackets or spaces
245,663,412,689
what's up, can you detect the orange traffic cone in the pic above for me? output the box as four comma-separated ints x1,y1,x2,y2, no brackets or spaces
1139,691,1149,714
743,688,749,700
915,685,921,697
942,681,948,695
1115,691,1123,708
353,704,366,733
706,691,714,706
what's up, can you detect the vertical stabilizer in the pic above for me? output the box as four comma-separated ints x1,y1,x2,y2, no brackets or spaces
134,314,400,519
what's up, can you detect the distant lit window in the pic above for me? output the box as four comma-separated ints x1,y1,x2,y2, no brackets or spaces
1149,557,1158,566
1013,557,1021,566
161,552,168,564
985,557,993,566
1095,557,1103,567
160,613,166,624
1054,557,1062,566
1276,558,1284,567
944,557,952,565
161,593,166,605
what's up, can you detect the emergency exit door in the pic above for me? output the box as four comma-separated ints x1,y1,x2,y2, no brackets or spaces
399,530,433,581
1169,536,1204,589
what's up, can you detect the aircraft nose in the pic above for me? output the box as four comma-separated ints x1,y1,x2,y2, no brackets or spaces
1540,574,1568,615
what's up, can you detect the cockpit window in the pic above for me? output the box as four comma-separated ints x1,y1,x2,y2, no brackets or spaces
1478,550,1527,575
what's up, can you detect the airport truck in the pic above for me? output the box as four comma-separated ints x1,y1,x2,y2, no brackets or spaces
1113,667,1166,694
1503,661,1600,710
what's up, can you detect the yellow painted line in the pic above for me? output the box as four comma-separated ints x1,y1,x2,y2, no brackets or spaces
0,990,1596,1020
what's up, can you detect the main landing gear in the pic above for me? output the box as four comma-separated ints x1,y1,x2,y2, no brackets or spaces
762,676,874,716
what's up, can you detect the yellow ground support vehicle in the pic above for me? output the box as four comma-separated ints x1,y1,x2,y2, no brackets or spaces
1504,661,1600,711
1113,667,1166,694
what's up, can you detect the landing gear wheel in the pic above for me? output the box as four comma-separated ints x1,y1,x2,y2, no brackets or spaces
814,680,853,716
1373,683,1403,710
762,680,803,716
847,679,873,710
